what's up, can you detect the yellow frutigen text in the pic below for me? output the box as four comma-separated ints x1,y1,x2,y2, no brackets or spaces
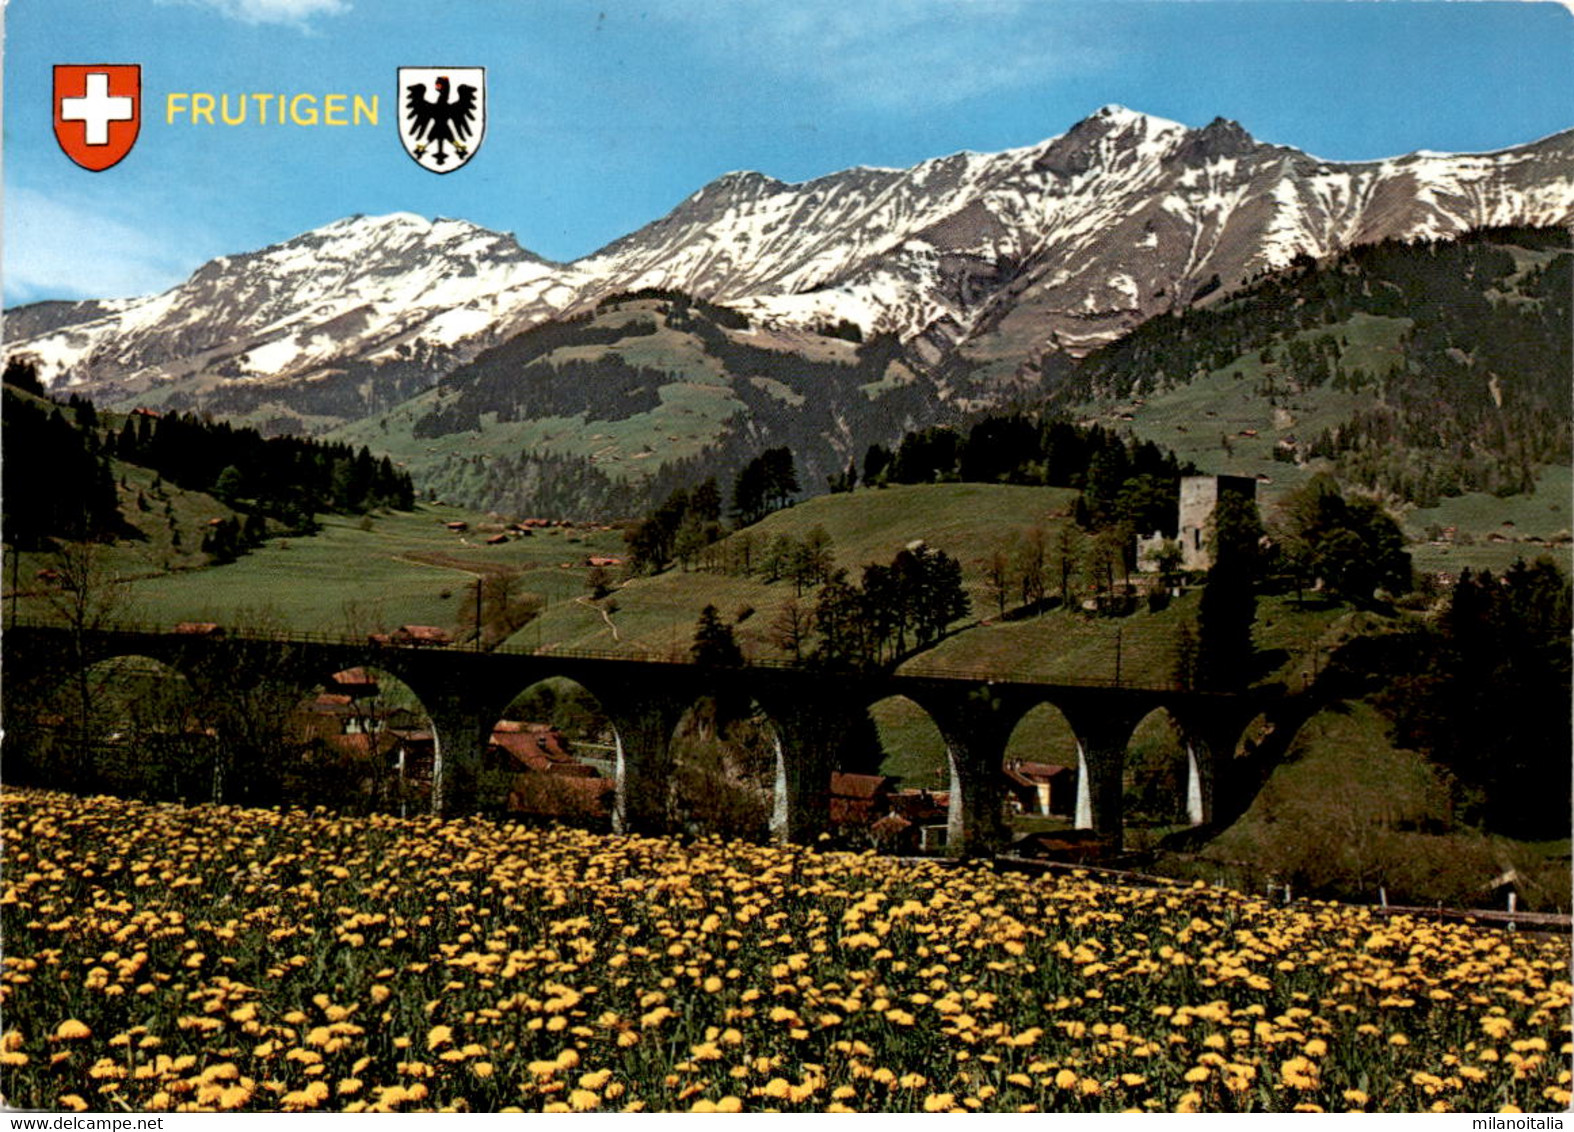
165,93,379,127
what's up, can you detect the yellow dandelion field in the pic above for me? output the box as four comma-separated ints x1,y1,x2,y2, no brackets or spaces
1,788,1569,1113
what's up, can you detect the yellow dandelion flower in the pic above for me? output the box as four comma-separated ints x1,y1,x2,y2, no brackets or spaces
569,1089,599,1111
924,1093,956,1112
1184,1066,1211,1083
1054,1069,1078,1089
427,1025,452,1051
717,1096,743,1113
54,1019,91,1041
59,1096,89,1112
1481,1016,1515,1040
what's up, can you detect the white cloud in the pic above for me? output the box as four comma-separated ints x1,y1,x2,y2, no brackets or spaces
650,0,1118,110
3,186,212,305
158,0,351,29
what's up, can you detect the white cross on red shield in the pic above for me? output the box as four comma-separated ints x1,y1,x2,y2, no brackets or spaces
54,65,141,171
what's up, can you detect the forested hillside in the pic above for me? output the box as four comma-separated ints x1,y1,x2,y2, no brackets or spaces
2,361,414,565
1053,226,1571,507
333,292,938,519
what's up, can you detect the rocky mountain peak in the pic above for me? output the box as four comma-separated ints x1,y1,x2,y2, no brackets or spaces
1173,116,1261,163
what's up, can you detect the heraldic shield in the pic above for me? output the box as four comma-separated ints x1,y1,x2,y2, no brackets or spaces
398,67,486,174
54,65,141,172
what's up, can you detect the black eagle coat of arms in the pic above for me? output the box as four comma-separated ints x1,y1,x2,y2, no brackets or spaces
398,67,485,173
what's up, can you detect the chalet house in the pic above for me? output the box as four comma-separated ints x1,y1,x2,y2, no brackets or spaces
488,721,614,824
329,667,379,697
1002,760,1076,817
869,812,919,854
173,621,226,637
829,772,895,828
369,625,453,647
887,789,948,826
487,722,590,776
1009,828,1107,864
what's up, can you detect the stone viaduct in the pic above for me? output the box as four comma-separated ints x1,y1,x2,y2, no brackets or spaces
1,622,1273,855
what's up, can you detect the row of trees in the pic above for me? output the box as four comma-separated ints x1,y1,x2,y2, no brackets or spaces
811,545,970,670
689,542,972,673
858,417,1188,512
624,478,724,574
1345,556,1573,840
1270,474,1411,605
3,358,417,562
111,408,414,524
625,448,805,574
3,385,122,548
729,447,800,526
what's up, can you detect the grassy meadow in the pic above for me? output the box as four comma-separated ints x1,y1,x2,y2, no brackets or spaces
1185,702,1574,914
11,506,626,638
512,483,1082,659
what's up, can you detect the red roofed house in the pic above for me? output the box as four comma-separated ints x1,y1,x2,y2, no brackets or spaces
489,720,614,826
1002,760,1076,817
829,772,895,829
389,625,453,647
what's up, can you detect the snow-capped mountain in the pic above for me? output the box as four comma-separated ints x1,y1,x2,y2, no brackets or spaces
9,106,1574,414
5,213,589,397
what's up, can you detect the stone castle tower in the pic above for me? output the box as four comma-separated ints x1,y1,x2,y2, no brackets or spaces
1138,474,1258,573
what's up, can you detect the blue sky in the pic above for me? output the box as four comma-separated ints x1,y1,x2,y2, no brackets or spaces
5,0,1573,305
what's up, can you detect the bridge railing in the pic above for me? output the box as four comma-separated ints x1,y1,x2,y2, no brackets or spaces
6,616,1195,692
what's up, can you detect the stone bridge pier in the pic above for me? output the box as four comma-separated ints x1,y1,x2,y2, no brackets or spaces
904,685,1027,858
602,688,688,836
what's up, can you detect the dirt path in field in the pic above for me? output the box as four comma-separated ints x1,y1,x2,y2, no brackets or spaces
575,595,620,641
